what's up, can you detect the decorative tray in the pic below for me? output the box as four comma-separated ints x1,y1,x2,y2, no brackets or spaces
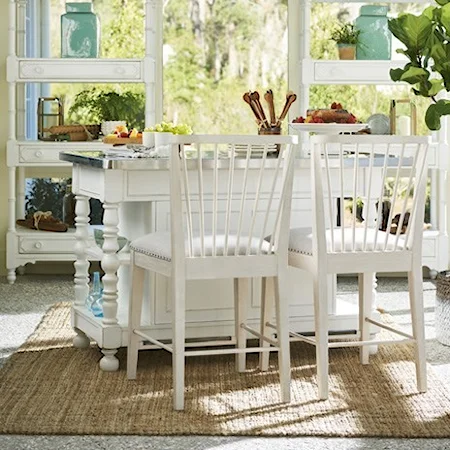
289,123,368,134
102,136,143,144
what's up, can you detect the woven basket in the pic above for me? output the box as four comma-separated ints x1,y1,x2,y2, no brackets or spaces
48,124,100,141
436,271,450,346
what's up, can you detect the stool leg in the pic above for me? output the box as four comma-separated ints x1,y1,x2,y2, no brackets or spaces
314,271,329,400
235,278,248,373
358,272,373,365
275,270,291,403
172,274,186,410
408,264,427,392
127,259,146,380
260,277,274,371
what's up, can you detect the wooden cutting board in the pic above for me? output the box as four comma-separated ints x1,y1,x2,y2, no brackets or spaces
102,136,143,144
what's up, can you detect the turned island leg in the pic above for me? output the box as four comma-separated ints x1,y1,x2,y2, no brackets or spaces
73,195,91,349
99,203,121,371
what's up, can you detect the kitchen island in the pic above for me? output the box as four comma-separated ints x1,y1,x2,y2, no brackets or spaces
60,149,366,371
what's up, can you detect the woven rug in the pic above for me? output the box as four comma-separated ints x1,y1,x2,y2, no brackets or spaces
1,302,450,437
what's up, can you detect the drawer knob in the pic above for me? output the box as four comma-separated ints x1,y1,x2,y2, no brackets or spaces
115,67,125,74
34,242,43,249
34,67,44,74
34,150,42,158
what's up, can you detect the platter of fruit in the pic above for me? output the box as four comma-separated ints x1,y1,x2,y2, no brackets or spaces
102,125,143,144
290,102,367,133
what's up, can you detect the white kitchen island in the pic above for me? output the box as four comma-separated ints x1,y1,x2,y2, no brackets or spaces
60,150,367,371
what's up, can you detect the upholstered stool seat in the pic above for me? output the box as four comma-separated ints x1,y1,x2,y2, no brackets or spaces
286,227,407,256
131,232,272,261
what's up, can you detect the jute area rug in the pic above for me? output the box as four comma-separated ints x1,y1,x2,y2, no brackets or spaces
1,302,450,437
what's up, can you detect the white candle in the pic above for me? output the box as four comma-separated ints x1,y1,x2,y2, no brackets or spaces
397,115,411,136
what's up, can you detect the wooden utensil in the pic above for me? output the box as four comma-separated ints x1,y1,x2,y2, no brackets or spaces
251,91,269,128
264,89,276,126
243,92,264,126
276,91,297,127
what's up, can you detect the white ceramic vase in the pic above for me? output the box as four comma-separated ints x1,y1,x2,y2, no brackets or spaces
154,132,173,157
142,131,156,147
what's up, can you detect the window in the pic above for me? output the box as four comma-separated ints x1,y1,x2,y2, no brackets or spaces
162,0,288,134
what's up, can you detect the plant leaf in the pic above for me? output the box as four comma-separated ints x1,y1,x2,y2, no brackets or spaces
440,3,450,31
422,6,436,20
388,14,432,51
390,68,406,82
429,43,447,63
439,62,450,90
436,0,450,6
400,66,429,84
429,79,444,96
425,99,450,130
425,104,442,130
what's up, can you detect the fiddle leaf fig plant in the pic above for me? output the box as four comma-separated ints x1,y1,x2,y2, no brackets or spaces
388,1,450,130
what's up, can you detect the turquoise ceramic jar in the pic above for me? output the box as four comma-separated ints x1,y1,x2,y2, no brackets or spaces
61,3,100,58
355,5,391,60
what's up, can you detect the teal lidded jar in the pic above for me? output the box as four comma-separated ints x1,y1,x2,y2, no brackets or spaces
61,2,100,58
355,5,391,60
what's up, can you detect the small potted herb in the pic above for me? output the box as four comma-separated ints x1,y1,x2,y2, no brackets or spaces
331,23,360,60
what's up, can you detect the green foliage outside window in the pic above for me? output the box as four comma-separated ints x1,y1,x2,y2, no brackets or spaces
48,0,434,134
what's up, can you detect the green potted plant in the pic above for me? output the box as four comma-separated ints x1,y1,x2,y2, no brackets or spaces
388,2,450,130
331,23,360,60
68,87,145,135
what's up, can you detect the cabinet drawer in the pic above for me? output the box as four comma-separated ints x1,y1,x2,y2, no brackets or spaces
18,59,143,82
19,146,62,164
19,236,76,254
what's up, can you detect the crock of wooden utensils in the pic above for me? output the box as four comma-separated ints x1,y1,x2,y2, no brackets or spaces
242,90,297,132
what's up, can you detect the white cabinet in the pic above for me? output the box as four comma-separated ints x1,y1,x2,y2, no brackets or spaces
288,0,449,276
6,0,160,284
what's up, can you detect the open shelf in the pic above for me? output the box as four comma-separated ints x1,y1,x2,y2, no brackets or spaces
300,60,406,85
7,57,154,83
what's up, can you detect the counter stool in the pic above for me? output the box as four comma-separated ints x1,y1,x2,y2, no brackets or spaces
127,133,297,410
263,134,430,400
